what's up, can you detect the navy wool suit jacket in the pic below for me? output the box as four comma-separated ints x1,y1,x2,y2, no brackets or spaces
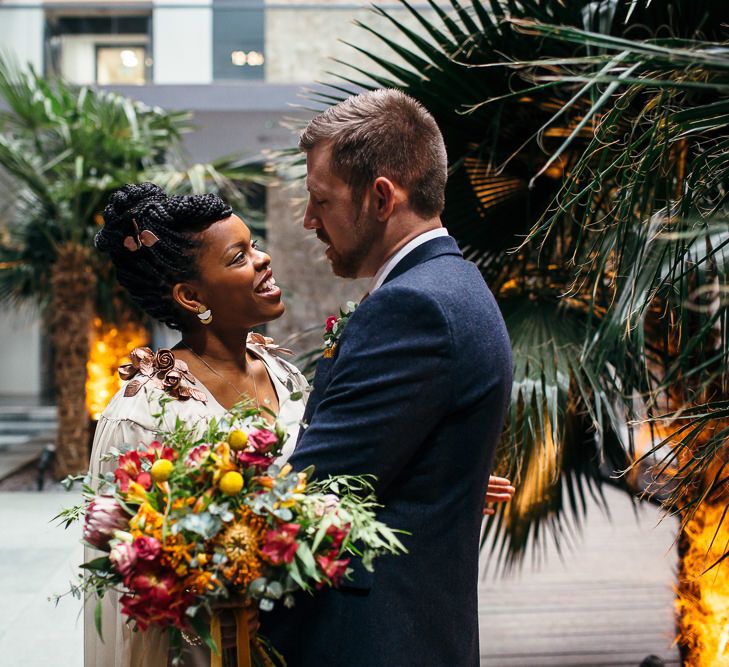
261,235,513,667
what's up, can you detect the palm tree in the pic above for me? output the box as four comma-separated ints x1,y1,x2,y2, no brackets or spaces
0,56,266,479
306,0,728,575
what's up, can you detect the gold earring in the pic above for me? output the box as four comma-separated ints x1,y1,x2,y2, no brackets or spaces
197,303,213,325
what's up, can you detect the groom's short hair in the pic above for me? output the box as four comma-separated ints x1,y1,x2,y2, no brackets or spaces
299,89,448,219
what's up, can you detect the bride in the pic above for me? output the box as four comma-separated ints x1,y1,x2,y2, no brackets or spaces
86,182,513,666
87,182,307,666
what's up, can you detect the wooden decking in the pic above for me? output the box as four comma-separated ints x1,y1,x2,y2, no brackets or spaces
478,486,680,666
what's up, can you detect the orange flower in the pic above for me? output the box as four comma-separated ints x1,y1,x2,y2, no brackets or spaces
215,507,266,589
129,502,164,535
185,569,219,595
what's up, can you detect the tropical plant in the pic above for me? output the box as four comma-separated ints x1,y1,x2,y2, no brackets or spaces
0,55,266,478
303,0,729,576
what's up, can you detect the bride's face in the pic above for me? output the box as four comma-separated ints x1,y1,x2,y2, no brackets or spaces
189,214,284,330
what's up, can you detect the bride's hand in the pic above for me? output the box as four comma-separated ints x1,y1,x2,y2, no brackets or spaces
483,475,515,515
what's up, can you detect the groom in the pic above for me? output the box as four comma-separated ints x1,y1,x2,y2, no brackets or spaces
263,89,513,666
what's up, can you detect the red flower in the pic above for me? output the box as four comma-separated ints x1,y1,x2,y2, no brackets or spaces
261,523,300,565
325,315,337,333
316,555,350,586
248,428,279,453
134,536,161,561
238,451,274,470
136,472,152,490
114,450,154,491
121,568,188,630
144,441,175,464
326,525,349,553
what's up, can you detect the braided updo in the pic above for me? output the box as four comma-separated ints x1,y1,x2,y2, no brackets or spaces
95,182,233,330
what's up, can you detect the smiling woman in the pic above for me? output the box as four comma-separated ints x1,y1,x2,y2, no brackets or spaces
88,182,308,666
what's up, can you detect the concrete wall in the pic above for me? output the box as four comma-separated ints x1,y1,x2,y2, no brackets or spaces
265,2,439,84
153,0,213,84
0,5,44,71
0,307,42,397
265,180,366,356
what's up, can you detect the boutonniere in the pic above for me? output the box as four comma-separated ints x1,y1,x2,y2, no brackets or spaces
323,301,358,358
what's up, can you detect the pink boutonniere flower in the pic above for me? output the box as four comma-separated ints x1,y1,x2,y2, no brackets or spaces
323,302,357,358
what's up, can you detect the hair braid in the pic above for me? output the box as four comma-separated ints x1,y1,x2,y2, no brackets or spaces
95,183,232,330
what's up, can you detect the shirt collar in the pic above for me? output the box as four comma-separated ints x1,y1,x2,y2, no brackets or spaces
369,227,449,294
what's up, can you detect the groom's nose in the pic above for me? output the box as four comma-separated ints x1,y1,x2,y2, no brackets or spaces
303,198,320,230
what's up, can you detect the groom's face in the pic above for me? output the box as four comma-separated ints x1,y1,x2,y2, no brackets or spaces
304,142,379,278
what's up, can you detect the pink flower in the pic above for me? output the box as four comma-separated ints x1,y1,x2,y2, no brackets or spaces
316,555,350,586
314,494,340,517
325,316,337,333
109,542,137,576
184,443,211,468
134,536,161,561
238,451,274,470
83,496,128,550
261,523,300,565
248,428,279,453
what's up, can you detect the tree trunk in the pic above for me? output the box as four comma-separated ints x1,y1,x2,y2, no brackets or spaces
49,243,97,479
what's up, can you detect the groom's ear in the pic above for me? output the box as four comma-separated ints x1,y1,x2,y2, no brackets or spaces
372,176,398,221
172,282,204,315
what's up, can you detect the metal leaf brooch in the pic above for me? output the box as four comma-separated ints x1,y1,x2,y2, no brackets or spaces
119,348,208,403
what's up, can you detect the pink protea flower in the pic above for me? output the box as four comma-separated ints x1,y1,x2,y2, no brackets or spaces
109,541,137,577
261,523,300,565
83,496,128,550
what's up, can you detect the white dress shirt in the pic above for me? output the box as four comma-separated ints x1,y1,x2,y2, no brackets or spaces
369,227,449,294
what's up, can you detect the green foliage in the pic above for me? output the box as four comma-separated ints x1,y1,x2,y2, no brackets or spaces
314,0,729,568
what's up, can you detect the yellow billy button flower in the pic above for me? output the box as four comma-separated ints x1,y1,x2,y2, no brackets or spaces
227,429,248,451
220,471,244,496
150,459,174,483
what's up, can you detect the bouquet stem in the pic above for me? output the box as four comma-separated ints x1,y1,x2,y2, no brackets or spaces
210,610,251,667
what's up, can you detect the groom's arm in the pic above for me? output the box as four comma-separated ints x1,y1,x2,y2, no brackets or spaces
289,285,453,495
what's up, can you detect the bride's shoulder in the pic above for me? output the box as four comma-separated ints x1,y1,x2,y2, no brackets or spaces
246,333,309,391
109,346,209,409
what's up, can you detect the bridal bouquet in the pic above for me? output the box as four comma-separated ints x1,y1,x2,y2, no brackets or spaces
57,403,405,665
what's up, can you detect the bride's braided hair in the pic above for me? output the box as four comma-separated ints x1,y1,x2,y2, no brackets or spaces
95,182,232,330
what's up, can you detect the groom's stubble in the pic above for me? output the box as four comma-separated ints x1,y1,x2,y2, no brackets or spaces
320,197,380,279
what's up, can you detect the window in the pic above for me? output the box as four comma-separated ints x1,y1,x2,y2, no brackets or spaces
213,0,265,81
45,14,152,85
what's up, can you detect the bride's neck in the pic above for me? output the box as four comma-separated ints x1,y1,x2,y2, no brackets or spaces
177,329,250,371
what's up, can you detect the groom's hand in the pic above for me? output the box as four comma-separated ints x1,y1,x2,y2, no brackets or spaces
483,475,515,515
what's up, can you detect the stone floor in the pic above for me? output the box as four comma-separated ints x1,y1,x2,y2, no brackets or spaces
0,486,679,667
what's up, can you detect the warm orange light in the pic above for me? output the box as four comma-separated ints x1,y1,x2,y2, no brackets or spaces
676,502,729,666
86,317,148,419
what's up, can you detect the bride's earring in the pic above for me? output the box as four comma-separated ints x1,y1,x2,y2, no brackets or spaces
197,303,213,325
